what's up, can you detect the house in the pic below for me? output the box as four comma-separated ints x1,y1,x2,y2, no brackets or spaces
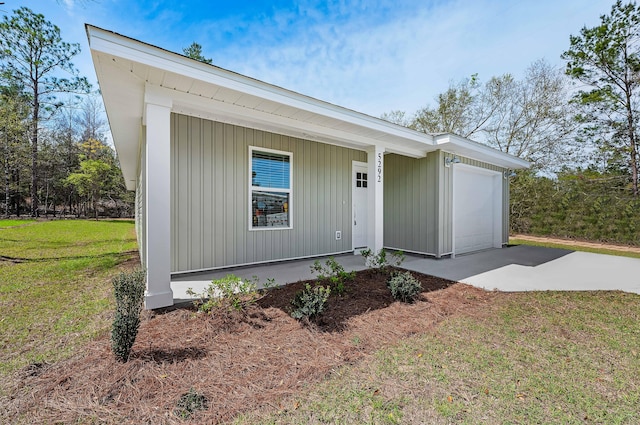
86,25,529,309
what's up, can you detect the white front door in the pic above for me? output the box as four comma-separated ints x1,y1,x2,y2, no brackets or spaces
352,162,369,249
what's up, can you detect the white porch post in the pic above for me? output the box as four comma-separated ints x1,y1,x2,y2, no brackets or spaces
367,146,385,252
143,90,173,309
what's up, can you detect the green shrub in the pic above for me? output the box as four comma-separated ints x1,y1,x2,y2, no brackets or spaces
174,388,208,419
291,283,331,321
310,257,355,295
111,269,146,362
361,248,405,274
387,271,422,303
188,274,261,314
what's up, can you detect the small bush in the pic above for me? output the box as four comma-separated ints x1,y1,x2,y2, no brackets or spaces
361,248,405,274
310,257,355,294
387,271,422,303
291,283,331,321
111,269,146,362
188,274,261,313
175,388,208,419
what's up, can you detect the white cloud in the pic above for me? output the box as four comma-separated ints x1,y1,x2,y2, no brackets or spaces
208,0,613,117
25,0,615,119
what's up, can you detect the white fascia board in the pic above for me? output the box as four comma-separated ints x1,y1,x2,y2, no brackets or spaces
434,133,530,169
86,25,433,147
164,85,429,158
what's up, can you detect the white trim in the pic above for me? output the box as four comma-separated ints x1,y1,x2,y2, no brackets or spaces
144,101,173,309
170,250,354,277
434,134,530,169
87,25,430,145
451,160,456,259
367,147,385,252
248,146,293,231
163,86,429,158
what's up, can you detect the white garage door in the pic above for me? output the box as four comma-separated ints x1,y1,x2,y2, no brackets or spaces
454,165,502,255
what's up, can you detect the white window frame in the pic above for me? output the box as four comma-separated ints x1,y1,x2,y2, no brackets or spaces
248,146,293,231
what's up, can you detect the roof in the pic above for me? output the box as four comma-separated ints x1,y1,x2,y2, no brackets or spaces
86,25,529,190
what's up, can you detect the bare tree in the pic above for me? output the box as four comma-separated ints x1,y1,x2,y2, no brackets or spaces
398,60,576,172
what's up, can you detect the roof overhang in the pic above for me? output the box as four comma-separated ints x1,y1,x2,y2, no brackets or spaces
433,134,531,170
86,25,529,190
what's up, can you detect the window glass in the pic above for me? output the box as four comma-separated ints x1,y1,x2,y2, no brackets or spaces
251,149,291,228
251,151,290,189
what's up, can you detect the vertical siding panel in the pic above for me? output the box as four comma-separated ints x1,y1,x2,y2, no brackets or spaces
237,127,247,264
308,139,317,256
280,136,298,258
226,125,237,264
213,122,225,267
189,117,202,270
302,137,312,255
420,158,428,252
202,120,213,267
177,114,190,270
317,143,325,252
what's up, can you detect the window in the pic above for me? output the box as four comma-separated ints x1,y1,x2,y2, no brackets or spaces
250,147,292,229
355,171,368,188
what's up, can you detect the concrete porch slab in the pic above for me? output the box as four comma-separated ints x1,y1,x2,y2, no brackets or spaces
171,254,368,303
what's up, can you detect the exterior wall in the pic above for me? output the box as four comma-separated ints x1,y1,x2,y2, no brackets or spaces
383,152,439,255
384,150,509,257
170,113,367,273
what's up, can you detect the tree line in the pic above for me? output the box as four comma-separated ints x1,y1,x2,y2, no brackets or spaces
0,7,132,218
382,1,640,244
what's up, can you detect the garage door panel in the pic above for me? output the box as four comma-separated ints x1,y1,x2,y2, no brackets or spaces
454,166,501,254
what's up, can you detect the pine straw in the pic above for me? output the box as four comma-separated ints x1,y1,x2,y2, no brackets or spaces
2,270,495,424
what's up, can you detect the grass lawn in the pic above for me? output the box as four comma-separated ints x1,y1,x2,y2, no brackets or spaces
2,224,639,423
239,290,640,424
0,219,137,376
510,236,640,259
0,219,36,228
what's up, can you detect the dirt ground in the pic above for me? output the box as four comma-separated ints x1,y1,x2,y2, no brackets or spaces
2,269,495,424
512,234,640,253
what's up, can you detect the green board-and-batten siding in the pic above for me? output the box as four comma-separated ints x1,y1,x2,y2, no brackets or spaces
384,152,440,255
384,150,509,257
170,114,367,273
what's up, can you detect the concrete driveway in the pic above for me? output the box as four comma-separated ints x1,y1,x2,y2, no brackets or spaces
401,245,640,295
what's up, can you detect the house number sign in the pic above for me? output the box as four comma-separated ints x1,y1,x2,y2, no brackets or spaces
377,152,383,183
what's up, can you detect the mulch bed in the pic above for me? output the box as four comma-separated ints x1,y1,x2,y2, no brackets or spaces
2,268,495,424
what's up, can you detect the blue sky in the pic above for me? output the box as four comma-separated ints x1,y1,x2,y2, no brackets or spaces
4,0,612,118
